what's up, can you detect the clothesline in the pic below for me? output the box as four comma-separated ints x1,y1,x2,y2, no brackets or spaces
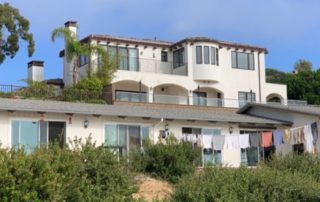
181,121,319,153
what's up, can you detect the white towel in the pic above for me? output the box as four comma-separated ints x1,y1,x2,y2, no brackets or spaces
226,135,240,150
202,135,213,149
304,125,314,153
239,134,250,149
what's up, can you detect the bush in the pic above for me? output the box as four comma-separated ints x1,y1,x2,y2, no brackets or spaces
74,77,103,92
17,81,56,99
59,87,105,104
0,140,136,201
130,138,201,183
171,167,320,201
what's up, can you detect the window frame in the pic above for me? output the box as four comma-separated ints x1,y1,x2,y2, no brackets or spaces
161,51,168,62
203,46,210,64
173,48,185,68
231,51,255,70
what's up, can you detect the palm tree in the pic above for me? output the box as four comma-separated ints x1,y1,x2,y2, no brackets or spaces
51,27,116,86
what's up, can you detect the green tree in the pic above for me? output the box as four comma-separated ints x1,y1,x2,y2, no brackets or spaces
294,59,313,72
51,27,116,86
0,3,35,64
266,68,287,84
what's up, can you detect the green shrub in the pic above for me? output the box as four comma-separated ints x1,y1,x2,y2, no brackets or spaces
17,81,56,99
171,167,320,201
130,138,201,183
74,77,103,92
265,154,320,182
59,87,105,103
0,140,136,201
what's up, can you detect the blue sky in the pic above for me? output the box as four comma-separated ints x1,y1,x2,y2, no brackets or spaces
1,0,320,85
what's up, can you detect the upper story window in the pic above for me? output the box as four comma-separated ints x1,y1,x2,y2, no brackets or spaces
173,48,184,68
232,51,254,70
196,46,219,65
78,55,89,67
107,46,139,71
161,51,168,62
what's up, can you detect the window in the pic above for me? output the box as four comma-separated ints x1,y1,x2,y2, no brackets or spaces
105,124,150,156
202,128,222,166
115,90,147,103
232,51,254,70
196,46,202,64
193,91,207,106
161,51,168,62
204,46,210,64
196,46,219,65
78,55,89,67
106,46,139,71
11,120,66,153
238,91,256,107
173,48,184,68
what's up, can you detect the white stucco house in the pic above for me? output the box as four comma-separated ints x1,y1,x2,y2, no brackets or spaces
0,21,317,168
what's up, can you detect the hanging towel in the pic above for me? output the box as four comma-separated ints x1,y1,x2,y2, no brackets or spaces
261,132,273,147
249,133,261,147
304,124,314,153
297,128,305,144
284,129,291,144
311,122,318,146
290,128,298,145
239,134,250,149
202,135,213,149
212,135,225,150
225,135,240,150
273,130,284,146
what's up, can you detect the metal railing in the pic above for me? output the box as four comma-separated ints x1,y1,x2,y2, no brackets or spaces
91,57,188,76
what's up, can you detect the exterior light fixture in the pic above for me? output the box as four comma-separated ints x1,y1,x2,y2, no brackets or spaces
84,119,89,128
229,126,233,134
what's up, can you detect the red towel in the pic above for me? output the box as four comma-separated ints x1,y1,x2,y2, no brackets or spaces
261,132,273,147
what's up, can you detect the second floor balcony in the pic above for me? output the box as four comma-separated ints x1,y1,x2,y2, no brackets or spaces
88,57,188,76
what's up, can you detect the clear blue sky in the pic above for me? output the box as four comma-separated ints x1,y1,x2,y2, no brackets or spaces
1,0,320,85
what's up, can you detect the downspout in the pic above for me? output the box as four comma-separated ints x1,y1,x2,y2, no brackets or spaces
257,52,262,103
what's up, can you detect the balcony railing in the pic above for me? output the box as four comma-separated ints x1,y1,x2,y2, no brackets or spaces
0,84,310,108
91,57,188,76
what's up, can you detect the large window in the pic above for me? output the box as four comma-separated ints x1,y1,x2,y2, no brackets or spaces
161,51,168,62
231,51,254,70
107,46,139,71
173,48,184,68
238,91,256,107
78,55,89,67
105,124,149,156
196,46,219,65
115,90,147,103
11,120,66,153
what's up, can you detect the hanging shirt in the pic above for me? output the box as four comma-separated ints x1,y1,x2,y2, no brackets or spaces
261,132,273,148
304,124,314,153
212,135,225,150
273,130,284,146
239,134,250,149
283,129,291,144
226,135,240,150
311,122,318,146
249,133,261,147
297,128,305,144
202,135,213,149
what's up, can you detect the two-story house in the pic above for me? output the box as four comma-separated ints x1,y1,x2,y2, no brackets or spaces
61,21,287,108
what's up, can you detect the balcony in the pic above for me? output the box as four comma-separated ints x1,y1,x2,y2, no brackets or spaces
91,57,188,76
193,64,220,82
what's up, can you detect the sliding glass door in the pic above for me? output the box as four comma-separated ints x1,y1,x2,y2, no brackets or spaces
105,124,149,156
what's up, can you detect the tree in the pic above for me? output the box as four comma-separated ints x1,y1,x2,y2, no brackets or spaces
294,59,312,72
51,27,116,86
0,3,35,64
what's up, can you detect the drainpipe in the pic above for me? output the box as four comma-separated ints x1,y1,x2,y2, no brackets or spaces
257,52,262,103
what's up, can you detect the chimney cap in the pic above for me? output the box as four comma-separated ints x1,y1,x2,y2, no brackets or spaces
28,60,44,68
64,21,77,27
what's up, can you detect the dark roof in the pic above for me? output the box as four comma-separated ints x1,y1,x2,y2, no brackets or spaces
0,98,287,125
44,78,64,87
239,103,320,117
59,34,268,57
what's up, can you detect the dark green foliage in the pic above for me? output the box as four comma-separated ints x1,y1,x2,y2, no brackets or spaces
0,3,35,63
130,138,201,183
17,80,56,99
0,140,136,201
266,59,320,105
74,77,103,91
171,166,320,202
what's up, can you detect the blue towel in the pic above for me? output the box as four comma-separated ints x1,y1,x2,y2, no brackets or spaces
273,130,284,146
